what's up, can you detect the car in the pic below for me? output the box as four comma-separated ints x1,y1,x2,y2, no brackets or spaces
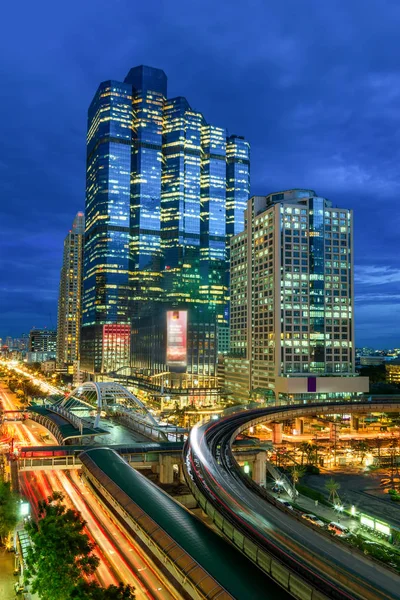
302,513,325,527
328,522,350,537
276,498,293,510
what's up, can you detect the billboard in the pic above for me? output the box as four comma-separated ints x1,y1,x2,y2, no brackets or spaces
166,311,187,367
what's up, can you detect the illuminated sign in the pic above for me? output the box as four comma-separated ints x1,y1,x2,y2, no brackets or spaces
102,324,131,372
360,515,374,529
166,311,187,367
375,521,391,536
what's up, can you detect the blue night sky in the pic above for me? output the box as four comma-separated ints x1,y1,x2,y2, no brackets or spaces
1,0,399,346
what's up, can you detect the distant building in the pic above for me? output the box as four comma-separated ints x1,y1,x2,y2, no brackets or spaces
25,351,55,364
360,356,386,366
225,190,368,403
386,360,400,383
29,330,56,355
57,213,84,366
41,359,57,374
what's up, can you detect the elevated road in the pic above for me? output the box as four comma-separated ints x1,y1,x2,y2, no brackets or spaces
184,400,400,600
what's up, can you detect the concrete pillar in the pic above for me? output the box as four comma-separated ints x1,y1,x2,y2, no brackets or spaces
351,415,359,431
272,423,283,444
294,418,304,435
179,463,186,484
159,454,175,484
252,451,267,487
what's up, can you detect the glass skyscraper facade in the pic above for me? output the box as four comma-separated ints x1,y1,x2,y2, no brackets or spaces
226,135,251,238
81,65,250,378
81,80,133,374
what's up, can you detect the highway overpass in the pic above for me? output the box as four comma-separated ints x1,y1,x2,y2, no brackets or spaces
184,399,400,600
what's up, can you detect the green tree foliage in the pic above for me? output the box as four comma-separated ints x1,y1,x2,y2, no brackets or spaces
325,478,341,504
0,480,18,544
25,491,99,600
298,442,310,466
357,364,386,384
25,492,135,600
291,465,306,489
70,582,135,599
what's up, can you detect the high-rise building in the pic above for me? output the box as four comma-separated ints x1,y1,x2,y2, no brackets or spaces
225,189,368,404
57,212,84,366
29,329,57,356
81,65,250,378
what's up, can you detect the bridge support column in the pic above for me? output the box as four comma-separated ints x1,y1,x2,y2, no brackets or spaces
272,423,283,444
179,463,186,484
252,451,267,487
294,418,304,434
351,414,359,431
159,455,175,484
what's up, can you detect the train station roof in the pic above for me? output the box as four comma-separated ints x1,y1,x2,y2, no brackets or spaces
80,447,288,600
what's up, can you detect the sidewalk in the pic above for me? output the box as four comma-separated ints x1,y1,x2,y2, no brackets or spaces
0,549,17,600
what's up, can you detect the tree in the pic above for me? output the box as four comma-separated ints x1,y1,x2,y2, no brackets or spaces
25,492,135,600
25,491,99,600
325,478,341,504
307,443,319,467
354,440,368,465
298,442,310,466
70,582,135,599
373,437,384,467
0,480,18,545
291,465,306,491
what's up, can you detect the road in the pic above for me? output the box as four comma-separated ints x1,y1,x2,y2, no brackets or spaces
185,401,400,600
0,382,180,600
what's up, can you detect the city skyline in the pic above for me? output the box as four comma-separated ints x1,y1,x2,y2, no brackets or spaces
2,1,400,345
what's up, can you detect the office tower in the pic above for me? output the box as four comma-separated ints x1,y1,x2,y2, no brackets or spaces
57,212,84,366
29,329,57,355
81,65,250,378
226,189,368,404
125,66,166,318
80,78,135,374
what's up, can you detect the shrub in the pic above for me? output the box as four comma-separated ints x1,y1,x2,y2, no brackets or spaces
296,484,331,506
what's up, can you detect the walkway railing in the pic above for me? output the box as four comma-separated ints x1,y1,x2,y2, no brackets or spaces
43,403,94,434
113,407,186,442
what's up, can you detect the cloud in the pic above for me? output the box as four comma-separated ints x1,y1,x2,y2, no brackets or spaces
1,0,400,344
355,266,400,286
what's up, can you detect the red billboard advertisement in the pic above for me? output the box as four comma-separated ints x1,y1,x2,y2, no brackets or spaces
166,311,187,367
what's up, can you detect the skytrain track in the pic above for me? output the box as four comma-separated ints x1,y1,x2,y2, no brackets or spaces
184,400,400,600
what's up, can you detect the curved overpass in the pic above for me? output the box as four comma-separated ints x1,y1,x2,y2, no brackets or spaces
183,400,400,600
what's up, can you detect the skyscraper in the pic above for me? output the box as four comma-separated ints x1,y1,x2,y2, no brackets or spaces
81,65,250,379
226,189,368,404
57,212,84,366
81,79,134,374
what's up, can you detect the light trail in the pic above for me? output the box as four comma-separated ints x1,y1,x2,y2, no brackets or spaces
67,470,177,600
1,381,180,599
50,470,155,600
20,470,115,588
